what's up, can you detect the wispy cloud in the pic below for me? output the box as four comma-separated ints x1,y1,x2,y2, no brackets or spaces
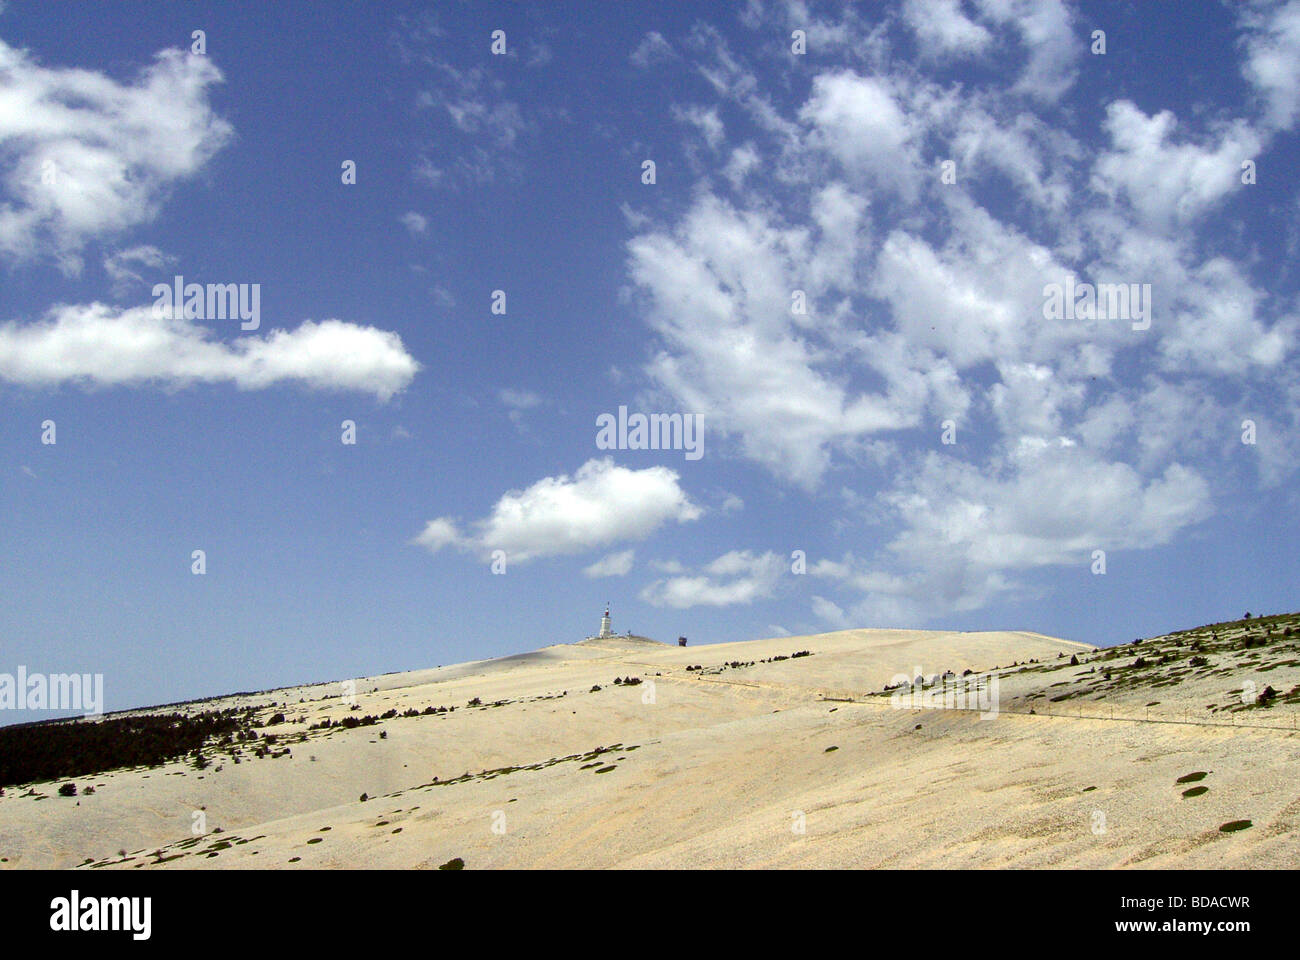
640,550,785,609
584,549,635,578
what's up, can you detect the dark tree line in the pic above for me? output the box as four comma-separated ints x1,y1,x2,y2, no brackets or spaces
0,708,252,787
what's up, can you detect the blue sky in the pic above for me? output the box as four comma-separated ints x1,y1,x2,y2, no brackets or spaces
1,0,1298,721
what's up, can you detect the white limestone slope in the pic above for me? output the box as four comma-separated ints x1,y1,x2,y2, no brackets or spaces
3,622,1297,870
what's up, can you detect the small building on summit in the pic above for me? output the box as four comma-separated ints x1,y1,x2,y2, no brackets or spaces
585,605,617,641
581,605,661,645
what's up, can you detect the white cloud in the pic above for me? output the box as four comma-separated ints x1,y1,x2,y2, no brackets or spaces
811,594,849,627
799,71,920,198
400,211,428,235
0,40,232,272
499,387,542,427
672,104,725,150
0,303,419,399
974,0,1080,102
1091,102,1262,231
871,199,1093,370
722,143,760,188
416,61,530,149
443,96,528,148
619,7,1300,624
103,245,175,298
584,549,635,578
498,388,541,409
989,361,1085,438
414,458,701,564
948,103,1081,213
411,517,459,553
1157,257,1292,375
408,56,530,188
640,550,784,609
903,0,992,58
1241,0,1300,131
826,443,1213,620
630,31,675,69
629,191,940,487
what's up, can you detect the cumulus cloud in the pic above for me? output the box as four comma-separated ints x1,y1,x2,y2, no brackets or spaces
629,190,961,488
871,199,1096,370
1241,0,1300,131
799,71,921,198
1091,102,1262,231
640,550,784,608
414,459,700,564
0,303,419,399
903,0,993,58
0,40,232,272
1156,257,1293,375
411,517,459,553
622,10,1297,620
975,0,1080,102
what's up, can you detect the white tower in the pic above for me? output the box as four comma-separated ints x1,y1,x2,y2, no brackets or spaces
598,605,613,639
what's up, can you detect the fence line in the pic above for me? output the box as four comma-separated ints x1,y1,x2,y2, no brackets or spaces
819,691,1300,733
